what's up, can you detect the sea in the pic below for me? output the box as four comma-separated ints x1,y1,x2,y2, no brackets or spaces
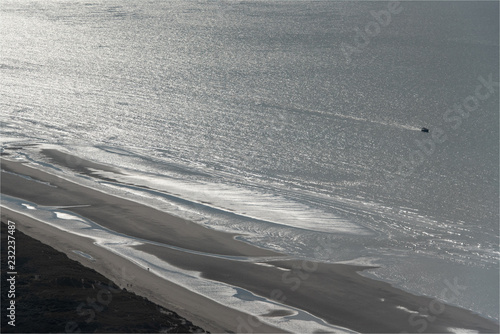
1,0,498,324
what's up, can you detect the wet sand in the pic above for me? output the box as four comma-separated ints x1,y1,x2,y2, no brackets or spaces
1,157,276,257
0,221,207,333
1,155,499,333
0,208,284,333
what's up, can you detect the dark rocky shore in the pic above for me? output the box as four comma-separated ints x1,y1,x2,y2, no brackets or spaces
1,221,208,333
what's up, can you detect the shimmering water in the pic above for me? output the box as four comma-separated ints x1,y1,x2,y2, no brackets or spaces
1,0,498,321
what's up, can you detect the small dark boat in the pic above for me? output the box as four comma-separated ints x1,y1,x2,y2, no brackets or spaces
421,127,429,133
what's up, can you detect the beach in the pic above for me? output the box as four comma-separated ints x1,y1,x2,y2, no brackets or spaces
1,0,498,331
0,220,207,333
1,154,498,333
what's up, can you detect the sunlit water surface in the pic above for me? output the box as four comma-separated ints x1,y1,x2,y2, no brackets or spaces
1,0,498,322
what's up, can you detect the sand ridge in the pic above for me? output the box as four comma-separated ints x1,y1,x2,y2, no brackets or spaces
1,156,498,333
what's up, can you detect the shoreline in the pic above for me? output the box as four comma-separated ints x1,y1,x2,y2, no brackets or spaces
1,155,499,333
0,208,285,333
0,220,207,333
